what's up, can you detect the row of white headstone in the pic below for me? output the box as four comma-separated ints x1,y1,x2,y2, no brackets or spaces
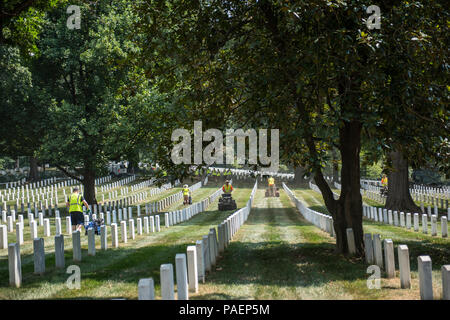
347,230,449,300
1,182,154,223
164,188,223,228
333,181,367,199
208,167,295,180
362,179,449,193
283,183,336,238
363,189,386,204
3,174,110,195
411,191,449,209
3,176,57,190
360,180,449,206
309,181,340,200
412,184,450,197
318,181,448,223
363,205,449,238
100,175,136,193
138,180,258,300
2,175,114,212
5,179,217,288
1,177,27,188
7,213,162,288
101,180,173,213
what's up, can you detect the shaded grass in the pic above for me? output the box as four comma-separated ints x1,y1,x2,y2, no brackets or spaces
290,188,450,299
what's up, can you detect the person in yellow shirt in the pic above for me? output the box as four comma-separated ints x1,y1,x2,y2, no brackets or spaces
381,174,388,187
66,187,90,232
380,174,388,196
268,176,275,196
182,184,190,205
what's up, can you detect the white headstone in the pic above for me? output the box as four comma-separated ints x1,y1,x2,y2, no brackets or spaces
195,240,205,283
138,278,155,300
364,233,374,264
442,265,450,300
346,228,356,255
160,264,175,300
442,217,448,238
66,216,72,235
9,242,22,287
55,235,65,268
72,230,82,262
418,255,433,300
383,239,395,278
413,213,419,232
33,237,45,275
398,245,411,289
111,223,119,248
373,234,383,268
187,246,198,293
43,218,51,237
175,254,189,300
15,223,23,245
422,214,428,234
0,225,7,249
120,221,127,243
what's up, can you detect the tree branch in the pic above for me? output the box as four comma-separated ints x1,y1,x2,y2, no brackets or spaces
0,0,36,20
55,165,83,183
295,99,338,212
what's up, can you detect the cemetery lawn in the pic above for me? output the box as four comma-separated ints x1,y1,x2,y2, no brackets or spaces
288,188,450,299
192,188,448,300
0,185,252,299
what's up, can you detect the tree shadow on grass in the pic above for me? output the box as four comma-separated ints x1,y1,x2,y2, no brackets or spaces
202,241,368,290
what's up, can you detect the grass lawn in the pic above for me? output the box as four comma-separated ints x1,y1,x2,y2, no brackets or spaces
287,187,450,299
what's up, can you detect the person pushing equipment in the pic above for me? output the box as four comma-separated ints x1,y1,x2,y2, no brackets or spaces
222,180,233,195
182,184,191,205
66,187,91,232
381,174,388,196
268,176,275,196
218,180,237,211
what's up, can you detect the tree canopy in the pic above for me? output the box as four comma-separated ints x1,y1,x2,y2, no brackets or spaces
134,0,448,254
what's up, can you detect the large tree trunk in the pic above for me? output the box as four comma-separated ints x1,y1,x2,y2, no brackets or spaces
83,169,97,205
310,121,364,256
201,166,209,186
331,149,339,183
28,157,39,181
127,159,136,174
293,166,308,186
385,150,420,213
335,121,364,256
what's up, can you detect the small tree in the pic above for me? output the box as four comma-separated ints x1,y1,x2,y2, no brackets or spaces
35,0,155,203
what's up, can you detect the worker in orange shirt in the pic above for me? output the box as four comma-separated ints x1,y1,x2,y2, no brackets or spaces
222,180,233,195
